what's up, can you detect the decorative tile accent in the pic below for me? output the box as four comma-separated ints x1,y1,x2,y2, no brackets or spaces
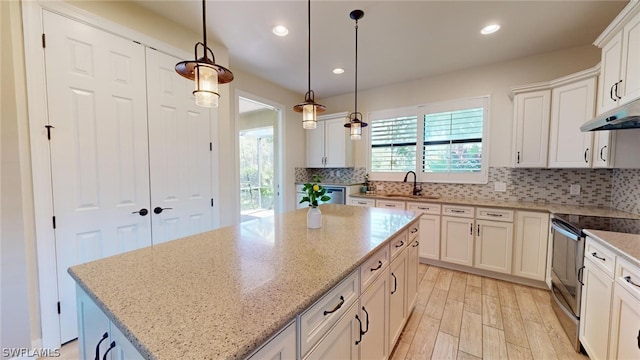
295,167,367,184
611,168,640,215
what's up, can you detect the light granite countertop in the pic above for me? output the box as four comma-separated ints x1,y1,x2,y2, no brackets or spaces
68,204,420,360
583,230,640,267
349,193,640,219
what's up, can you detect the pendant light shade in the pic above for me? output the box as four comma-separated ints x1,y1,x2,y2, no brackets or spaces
294,0,326,129
344,9,367,140
175,0,233,108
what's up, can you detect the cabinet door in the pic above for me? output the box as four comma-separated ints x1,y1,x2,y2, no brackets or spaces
580,258,613,360
609,283,640,360
549,77,596,168
418,214,440,260
389,250,407,347
306,120,325,167
406,239,420,311
513,211,549,281
76,286,111,360
512,90,551,168
247,322,296,360
109,324,144,360
592,130,614,168
598,31,623,113
440,216,474,266
474,220,513,274
621,11,640,104
324,118,353,167
360,268,390,360
305,302,360,360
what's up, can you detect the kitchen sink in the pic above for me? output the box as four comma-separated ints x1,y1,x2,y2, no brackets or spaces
383,193,441,200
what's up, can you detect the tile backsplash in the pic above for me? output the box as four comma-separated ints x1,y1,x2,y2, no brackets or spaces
296,167,640,214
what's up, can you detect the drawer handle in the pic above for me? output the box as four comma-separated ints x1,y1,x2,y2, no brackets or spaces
323,296,345,316
355,314,363,345
486,213,503,217
450,209,465,213
410,228,418,233
418,206,429,210
361,306,370,335
370,260,383,272
624,276,640,288
395,240,405,248
412,241,420,247
357,201,367,205
95,332,109,360
385,204,395,207
391,273,398,294
102,341,115,360
591,252,606,261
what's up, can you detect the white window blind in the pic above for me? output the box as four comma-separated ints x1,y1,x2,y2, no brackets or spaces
370,115,417,172
423,108,483,173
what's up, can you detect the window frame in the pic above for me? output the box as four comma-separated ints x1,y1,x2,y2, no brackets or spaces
367,96,491,184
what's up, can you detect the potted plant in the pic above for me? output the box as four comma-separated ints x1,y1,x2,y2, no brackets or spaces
299,175,331,228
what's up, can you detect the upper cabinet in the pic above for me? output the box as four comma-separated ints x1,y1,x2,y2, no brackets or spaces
512,90,551,168
596,5,640,114
306,113,354,168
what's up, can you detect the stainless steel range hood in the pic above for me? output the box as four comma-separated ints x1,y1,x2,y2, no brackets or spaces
581,98,640,131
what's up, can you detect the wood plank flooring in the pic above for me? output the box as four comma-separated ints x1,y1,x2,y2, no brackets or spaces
391,264,589,360
48,264,588,360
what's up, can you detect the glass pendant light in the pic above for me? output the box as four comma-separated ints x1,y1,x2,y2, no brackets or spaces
293,0,326,129
175,0,233,108
344,10,367,140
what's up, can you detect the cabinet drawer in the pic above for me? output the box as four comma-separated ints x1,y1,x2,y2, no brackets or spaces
616,257,640,301
376,199,406,210
390,230,408,259
350,198,375,207
585,237,616,277
476,207,514,222
442,205,474,218
360,244,390,292
406,202,441,215
300,270,360,357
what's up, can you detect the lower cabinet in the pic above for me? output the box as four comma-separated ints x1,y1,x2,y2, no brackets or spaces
305,302,360,360
247,322,296,360
406,238,420,311
441,216,474,266
609,281,640,359
359,267,390,360
580,257,613,360
474,220,513,274
388,249,408,347
513,211,549,281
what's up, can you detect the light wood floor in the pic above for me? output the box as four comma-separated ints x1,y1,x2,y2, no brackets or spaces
46,264,588,360
391,264,588,360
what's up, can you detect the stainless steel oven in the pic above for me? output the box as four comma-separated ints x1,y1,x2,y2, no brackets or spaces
550,216,585,351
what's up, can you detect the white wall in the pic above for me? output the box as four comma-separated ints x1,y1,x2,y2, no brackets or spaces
318,45,602,170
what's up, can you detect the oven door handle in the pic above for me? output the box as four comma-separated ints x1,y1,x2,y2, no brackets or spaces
551,222,581,241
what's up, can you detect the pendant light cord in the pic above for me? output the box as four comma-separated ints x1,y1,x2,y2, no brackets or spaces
307,0,311,94
354,17,359,116
202,0,208,55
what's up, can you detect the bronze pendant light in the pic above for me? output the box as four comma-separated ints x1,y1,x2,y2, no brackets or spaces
293,0,326,129
344,9,367,140
175,0,233,108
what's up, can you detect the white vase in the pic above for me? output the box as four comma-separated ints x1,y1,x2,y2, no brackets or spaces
307,206,322,229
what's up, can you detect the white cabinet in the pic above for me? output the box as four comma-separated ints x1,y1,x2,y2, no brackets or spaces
609,257,640,360
350,198,375,207
548,77,596,168
513,211,549,281
359,267,390,360
512,90,551,167
580,257,614,360
407,202,441,260
620,11,640,105
247,322,296,360
592,130,615,168
304,302,360,360
306,113,353,168
598,31,624,113
375,199,405,210
388,249,407,348
406,237,420,312
441,216,474,267
474,220,513,274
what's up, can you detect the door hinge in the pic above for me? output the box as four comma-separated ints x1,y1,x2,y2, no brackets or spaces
45,125,54,140
57,302,61,314
209,142,213,151
42,33,46,48
211,198,214,207
52,216,56,229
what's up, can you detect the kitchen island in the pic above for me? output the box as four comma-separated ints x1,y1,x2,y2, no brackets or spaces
69,204,420,359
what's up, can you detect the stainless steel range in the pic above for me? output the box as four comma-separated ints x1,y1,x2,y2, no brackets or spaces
550,213,640,352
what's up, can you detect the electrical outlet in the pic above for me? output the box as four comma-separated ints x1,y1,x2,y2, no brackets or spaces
494,182,507,192
570,184,581,196
377,184,384,191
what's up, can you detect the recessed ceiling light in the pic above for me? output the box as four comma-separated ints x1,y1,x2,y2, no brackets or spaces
333,68,345,74
481,24,500,35
272,25,289,37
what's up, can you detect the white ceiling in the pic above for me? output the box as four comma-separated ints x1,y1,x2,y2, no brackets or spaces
134,0,627,98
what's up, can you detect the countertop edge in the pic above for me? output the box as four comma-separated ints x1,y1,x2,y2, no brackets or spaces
583,229,640,268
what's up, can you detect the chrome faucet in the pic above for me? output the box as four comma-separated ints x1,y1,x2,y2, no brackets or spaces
403,171,422,196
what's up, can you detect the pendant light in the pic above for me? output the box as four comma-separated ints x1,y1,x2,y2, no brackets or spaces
344,10,367,140
175,0,233,108
293,0,326,129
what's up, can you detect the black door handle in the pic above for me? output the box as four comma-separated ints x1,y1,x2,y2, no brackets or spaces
132,208,148,216
584,148,589,163
600,145,607,161
323,296,345,316
637,329,639,349
610,83,616,101
615,80,623,100
391,273,398,294
361,306,370,335
355,315,363,345
153,207,173,214
95,332,108,360
102,341,115,360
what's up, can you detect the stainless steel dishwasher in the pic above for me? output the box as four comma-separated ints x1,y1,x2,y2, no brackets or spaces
296,184,346,209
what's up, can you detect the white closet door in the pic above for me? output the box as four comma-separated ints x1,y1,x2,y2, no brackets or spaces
43,11,151,343
145,49,214,244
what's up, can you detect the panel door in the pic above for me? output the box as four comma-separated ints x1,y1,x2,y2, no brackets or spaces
548,78,596,168
306,120,325,167
621,11,640,104
598,31,623,114
592,130,614,168
474,220,513,274
406,239,420,311
580,258,613,360
441,216,474,266
43,11,151,343
388,251,407,347
145,49,214,244
513,211,549,281
609,283,640,360
324,117,352,167
305,302,360,360
513,90,551,168
360,268,390,360
419,215,440,260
